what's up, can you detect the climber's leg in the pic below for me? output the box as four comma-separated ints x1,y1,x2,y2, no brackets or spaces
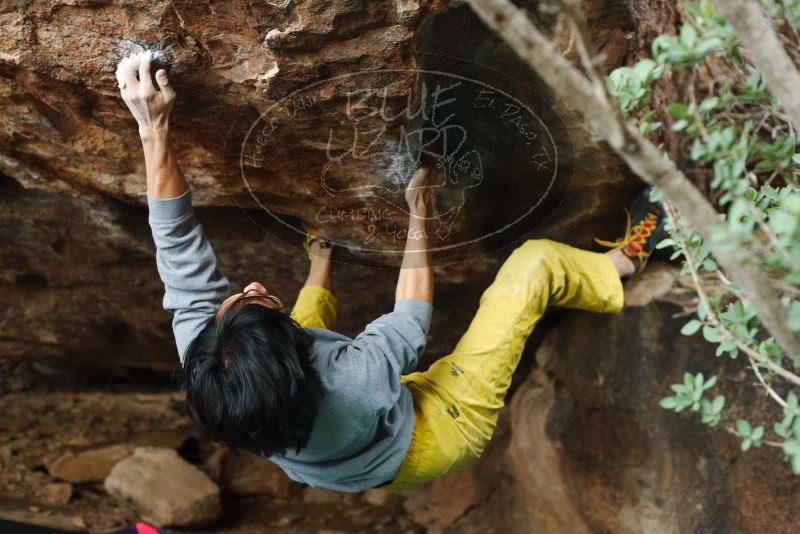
290,285,338,330
384,239,624,490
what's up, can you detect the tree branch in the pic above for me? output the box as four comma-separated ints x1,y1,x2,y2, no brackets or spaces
711,0,800,133
466,0,800,365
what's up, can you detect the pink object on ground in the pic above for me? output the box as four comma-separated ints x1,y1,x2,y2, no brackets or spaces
135,523,160,534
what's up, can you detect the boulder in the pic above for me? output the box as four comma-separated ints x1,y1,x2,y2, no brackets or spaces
104,446,221,527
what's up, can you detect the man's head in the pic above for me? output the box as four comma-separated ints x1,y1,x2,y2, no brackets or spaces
181,282,322,456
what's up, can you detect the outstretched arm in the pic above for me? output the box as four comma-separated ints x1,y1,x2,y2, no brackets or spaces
346,166,439,382
396,167,438,303
117,51,230,363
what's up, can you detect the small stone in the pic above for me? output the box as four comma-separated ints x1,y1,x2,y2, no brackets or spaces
45,444,132,483
303,487,345,504
396,0,420,20
274,514,301,526
362,488,391,506
222,451,293,497
71,516,86,529
42,482,73,505
200,444,228,482
104,447,220,527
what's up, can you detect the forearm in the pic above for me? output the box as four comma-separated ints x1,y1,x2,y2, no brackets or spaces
141,127,189,199
396,208,433,303
304,256,333,291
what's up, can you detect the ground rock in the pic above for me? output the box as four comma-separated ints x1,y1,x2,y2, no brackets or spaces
45,444,132,484
40,482,73,506
104,446,221,527
221,450,294,497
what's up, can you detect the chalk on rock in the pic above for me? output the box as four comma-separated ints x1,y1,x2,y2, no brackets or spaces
104,447,221,528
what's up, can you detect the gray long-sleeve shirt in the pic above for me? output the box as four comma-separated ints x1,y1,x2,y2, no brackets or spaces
147,189,432,492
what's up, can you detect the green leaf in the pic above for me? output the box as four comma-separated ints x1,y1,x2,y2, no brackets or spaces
672,119,689,131
703,325,720,342
699,96,720,113
792,454,800,475
793,416,800,436
704,375,717,390
681,320,702,336
684,372,695,387
660,397,678,409
680,24,698,48
667,103,690,118
695,373,705,390
775,422,790,438
751,426,765,441
671,384,689,394
788,392,798,411
741,438,752,451
783,439,800,456
711,395,725,413
736,419,752,436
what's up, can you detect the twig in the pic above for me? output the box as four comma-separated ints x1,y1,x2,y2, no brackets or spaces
744,199,793,265
688,72,711,143
556,0,610,101
467,0,800,365
711,0,800,132
749,356,788,408
724,426,783,447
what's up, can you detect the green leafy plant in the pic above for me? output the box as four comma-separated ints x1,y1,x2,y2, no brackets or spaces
660,372,725,427
610,0,800,474
605,59,663,117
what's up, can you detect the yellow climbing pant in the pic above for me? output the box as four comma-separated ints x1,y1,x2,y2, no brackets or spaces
291,239,625,491
291,285,339,330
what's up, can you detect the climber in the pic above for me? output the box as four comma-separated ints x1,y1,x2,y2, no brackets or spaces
118,51,665,492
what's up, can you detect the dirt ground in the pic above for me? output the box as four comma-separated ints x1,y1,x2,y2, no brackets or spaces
0,361,425,533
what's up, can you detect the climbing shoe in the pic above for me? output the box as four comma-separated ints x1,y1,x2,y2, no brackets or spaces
595,187,666,274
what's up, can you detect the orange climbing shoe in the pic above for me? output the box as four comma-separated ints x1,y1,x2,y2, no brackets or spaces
595,187,665,273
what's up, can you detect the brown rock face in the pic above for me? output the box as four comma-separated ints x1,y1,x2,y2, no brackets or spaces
0,0,639,366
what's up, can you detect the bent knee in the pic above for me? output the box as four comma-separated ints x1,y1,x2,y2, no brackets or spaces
509,239,559,265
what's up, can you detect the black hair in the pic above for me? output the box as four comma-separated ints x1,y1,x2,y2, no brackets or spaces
179,298,323,456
